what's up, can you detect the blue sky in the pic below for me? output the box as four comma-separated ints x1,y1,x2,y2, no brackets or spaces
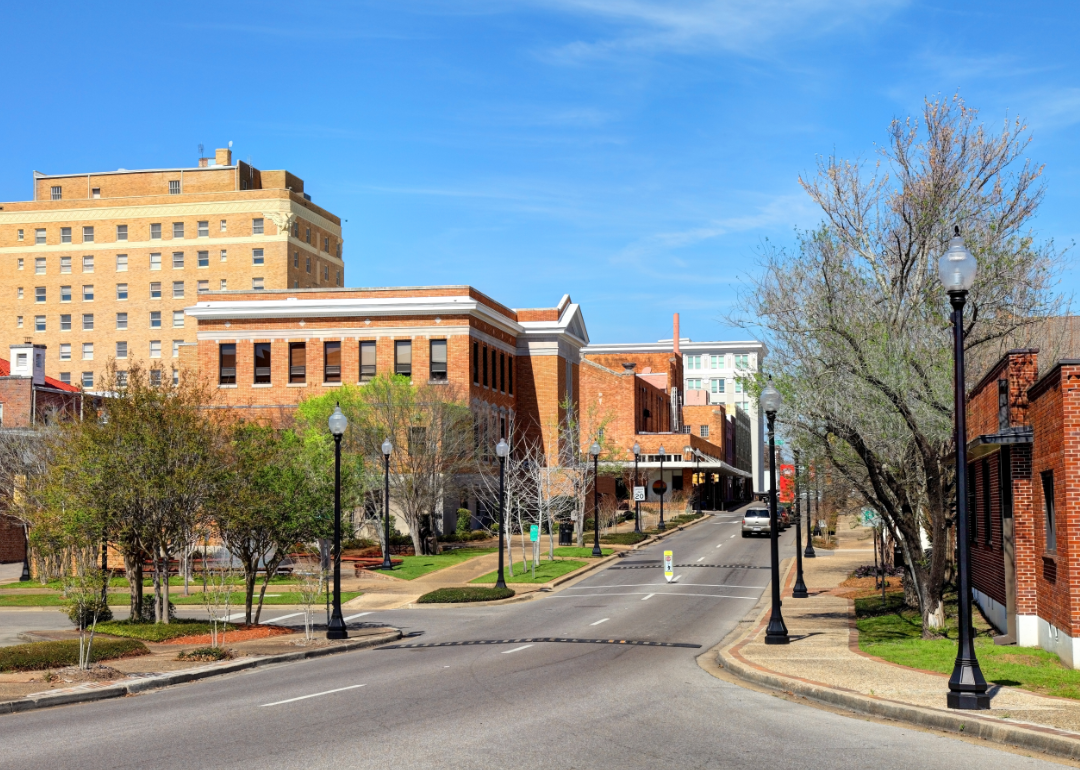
2,1,1077,344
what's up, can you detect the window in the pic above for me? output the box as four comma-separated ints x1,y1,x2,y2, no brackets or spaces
323,236,329,252
82,372,94,388
220,249,227,262
35,286,46,303
116,225,128,241
394,340,412,377
35,257,46,274
172,281,184,299
254,343,272,384
289,343,306,384
60,372,71,384
252,277,264,290
59,344,71,361
734,381,743,393
293,221,299,237
35,228,46,244
91,188,100,199
198,251,209,267
82,226,94,242
172,222,184,238
359,341,376,383
687,378,702,390
711,379,725,394
150,370,161,387
169,180,180,195
173,310,184,328
116,283,128,300
252,218,264,235
60,314,71,331
116,341,128,359
219,279,227,290
499,352,505,392
220,219,227,233
17,287,23,299
197,221,208,237
293,251,299,268
82,285,94,301
149,340,161,359
82,255,94,272
16,316,22,328
82,342,94,360
116,370,128,387
150,311,161,329
734,354,750,369
198,280,209,293
700,425,709,438
34,315,45,332
305,227,311,244
51,185,62,200
323,265,329,281
82,313,94,330
60,256,71,273
336,270,341,286
116,313,127,330
685,355,702,370
17,258,24,270
216,343,236,385
294,280,299,289
305,256,311,273
173,369,179,386
61,227,72,244
173,340,183,359
711,355,723,369
172,252,184,269
17,229,23,241
472,342,479,384
324,341,341,383
508,355,513,394
1042,470,1056,551
430,340,448,381
482,345,488,386
116,254,128,272
150,223,162,240
252,248,264,265
150,253,161,270
150,282,161,299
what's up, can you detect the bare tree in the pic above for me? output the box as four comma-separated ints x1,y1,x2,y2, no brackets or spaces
737,96,1066,631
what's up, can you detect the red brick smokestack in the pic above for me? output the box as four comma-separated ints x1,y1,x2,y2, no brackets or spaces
673,313,680,356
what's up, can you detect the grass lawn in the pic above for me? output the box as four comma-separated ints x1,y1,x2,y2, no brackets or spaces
552,547,613,558
0,590,359,607
471,559,587,584
96,619,225,642
40,574,297,590
602,532,648,546
417,586,515,604
856,593,1080,699
0,638,149,672
379,548,496,580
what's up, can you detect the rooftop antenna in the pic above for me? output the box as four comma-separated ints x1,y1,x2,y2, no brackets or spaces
198,143,204,159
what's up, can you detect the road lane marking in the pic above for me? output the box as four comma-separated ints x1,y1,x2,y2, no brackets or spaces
716,544,723,548
380,637,702,650
260,684,365,707
696,557,705,562
556,592,756,601
590,618,610,626
730,534,737,539
671,575,682,582
344,612,372,621
261,612,303,624
642,594,655,601
566,582,766,590
502,644,534,654
223,612,247,622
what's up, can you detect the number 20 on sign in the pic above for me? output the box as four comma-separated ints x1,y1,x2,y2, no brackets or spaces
663,551,673,582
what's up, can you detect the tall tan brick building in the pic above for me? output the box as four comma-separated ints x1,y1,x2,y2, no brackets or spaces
0,148,344,389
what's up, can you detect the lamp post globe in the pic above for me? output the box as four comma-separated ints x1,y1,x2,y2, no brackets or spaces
327,402,348,640
657,445,666,531
495,439,510,589
762,376,789,645
632,442,642,534
941,227,990,710
589,442,602,556
379,438,393,571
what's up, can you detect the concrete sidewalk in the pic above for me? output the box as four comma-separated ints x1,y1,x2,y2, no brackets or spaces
716,517,1080,759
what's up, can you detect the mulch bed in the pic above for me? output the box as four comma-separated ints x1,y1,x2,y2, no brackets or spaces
159,624,294,646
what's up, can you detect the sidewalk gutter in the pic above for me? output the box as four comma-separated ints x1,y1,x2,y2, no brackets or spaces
0,629,401,716
707,560,1080,762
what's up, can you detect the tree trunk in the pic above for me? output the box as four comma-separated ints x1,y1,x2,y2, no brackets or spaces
161,544,171,624
125,552,143,620
245,560,258,626
253,553,286,626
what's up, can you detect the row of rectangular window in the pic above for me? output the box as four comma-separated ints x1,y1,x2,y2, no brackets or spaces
59,369,178,389
19,219,266,244
51,339,182,361
23,277,260,303
18,248,263,274
219,340,448,386
684,354,753,371
20,310,189,331
470,342,513,395
685,378,742,394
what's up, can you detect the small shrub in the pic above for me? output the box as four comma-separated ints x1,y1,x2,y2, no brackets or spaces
136,599,177,623
177,646,232,662
852,564,904,579
602,532,648,545
66,598,113,629
97,618,217,642
456,509,472,534
0,639,149,672
417,586,515,604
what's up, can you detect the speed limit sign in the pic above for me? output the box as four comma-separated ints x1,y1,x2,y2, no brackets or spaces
633,486,645,502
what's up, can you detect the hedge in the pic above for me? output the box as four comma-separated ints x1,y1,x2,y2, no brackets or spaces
416,586,515,604
0,638,149,672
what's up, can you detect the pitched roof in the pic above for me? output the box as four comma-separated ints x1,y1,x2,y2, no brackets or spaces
0,358,81,393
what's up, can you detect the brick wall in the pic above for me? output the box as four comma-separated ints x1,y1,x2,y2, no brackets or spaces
0,514,25,563
970,451,1007,605
0,377,32,428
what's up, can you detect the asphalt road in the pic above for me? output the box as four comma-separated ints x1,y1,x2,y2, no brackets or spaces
1,513,1059,769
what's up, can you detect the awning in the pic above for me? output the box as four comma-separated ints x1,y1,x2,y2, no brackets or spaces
966,427,1032,461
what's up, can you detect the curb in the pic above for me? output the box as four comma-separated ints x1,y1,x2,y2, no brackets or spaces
0,629,402,716
710,556,1080,762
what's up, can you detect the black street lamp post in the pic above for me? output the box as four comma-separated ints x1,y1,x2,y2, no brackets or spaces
804,455,816,558
379,438,393,571
632,442,642,534
327,404,348,640
762,377,789,644
940,227,990,710
590,442,602,557
657,445,666,531
792,450,808,598
495,438,509,589
20,524,30,582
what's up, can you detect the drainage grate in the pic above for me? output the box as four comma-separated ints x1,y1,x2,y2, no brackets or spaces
378,637,701,650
